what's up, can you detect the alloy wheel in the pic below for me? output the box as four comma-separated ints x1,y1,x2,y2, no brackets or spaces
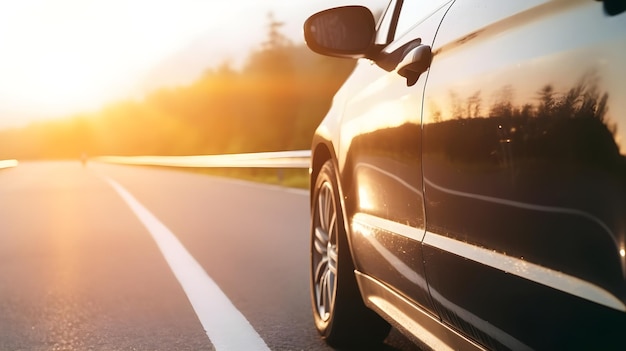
312,181,339,322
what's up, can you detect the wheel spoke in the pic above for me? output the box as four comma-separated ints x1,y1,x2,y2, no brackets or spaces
314,257,328,284
327,245,338,275
318,186,329,231
315,257,328,311
324,269,334,311
328,212,336,240
322,188,331,228
317,197,325,231
315,227,328,256
315,227,329,246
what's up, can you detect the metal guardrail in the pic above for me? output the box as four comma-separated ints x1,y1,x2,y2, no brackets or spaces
95,150,311,169
0,159,18,169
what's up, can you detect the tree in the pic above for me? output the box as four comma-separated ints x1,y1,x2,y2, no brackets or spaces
0,13,358,159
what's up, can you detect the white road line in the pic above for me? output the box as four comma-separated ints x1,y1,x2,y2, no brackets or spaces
104,176,270,351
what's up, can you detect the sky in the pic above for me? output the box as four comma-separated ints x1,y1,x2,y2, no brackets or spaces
0,0,385,129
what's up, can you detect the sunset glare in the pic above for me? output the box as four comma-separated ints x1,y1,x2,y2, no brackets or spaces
1,0,221,126
0,0,384,129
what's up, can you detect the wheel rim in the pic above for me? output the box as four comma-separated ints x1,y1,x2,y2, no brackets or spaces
313,181,339,322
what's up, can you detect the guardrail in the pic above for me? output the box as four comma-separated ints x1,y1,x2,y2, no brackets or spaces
0,159,18,169
95,150,311,169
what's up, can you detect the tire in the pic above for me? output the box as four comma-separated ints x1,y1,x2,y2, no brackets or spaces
310,161,390,348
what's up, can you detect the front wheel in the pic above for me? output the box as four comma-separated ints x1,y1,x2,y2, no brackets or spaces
310,161,390,348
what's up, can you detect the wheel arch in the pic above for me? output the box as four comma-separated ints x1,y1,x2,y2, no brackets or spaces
311,137,362,272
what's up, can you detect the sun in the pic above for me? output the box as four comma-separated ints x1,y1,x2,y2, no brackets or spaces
0,0,224,121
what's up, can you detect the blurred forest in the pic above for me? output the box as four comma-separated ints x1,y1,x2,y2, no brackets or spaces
0,15,355,160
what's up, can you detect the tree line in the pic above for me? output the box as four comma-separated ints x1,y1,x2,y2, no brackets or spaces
0,15,356,160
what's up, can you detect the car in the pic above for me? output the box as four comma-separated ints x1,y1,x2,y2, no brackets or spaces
304,1,626,350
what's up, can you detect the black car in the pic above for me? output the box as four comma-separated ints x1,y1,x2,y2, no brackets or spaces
305,1,626,350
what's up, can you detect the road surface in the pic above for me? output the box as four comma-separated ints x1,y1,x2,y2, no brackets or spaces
0,161,419,350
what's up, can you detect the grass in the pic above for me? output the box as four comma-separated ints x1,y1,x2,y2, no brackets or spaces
186,167,310,190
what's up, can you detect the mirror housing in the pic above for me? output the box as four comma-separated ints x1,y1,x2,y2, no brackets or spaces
304,6,376,59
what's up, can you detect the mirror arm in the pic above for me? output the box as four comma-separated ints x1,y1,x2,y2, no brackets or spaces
364,44,387,61
396,45,433,87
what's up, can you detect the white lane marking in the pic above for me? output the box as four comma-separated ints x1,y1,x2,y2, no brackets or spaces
104,177,270,351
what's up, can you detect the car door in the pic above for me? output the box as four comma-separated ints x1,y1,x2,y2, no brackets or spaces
340,0,453,317
421,0,626,349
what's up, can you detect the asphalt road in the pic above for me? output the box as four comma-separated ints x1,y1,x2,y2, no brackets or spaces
0,161,420,351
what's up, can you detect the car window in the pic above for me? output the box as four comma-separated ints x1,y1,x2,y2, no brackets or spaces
375,0,400,45
395,0,451,40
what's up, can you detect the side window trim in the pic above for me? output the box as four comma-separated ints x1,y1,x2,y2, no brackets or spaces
394,0,454,42
384,0,455,54
375,0,403,46
370,0,455,73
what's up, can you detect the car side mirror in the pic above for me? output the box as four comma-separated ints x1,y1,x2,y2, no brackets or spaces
602,0,626,16
304,6,376,59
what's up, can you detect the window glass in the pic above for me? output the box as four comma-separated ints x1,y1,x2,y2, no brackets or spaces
395,1,450,40
375,0,400,45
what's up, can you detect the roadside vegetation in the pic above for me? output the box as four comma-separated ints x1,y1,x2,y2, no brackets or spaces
188,167,309,189
0,14,354,184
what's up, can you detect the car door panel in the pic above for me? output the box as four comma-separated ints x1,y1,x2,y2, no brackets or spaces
422,0,626,349
342,2,453,315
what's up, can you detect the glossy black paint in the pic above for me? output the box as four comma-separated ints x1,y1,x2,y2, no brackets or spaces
336,3,452,318
308,0,626,349
421,1,626,348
